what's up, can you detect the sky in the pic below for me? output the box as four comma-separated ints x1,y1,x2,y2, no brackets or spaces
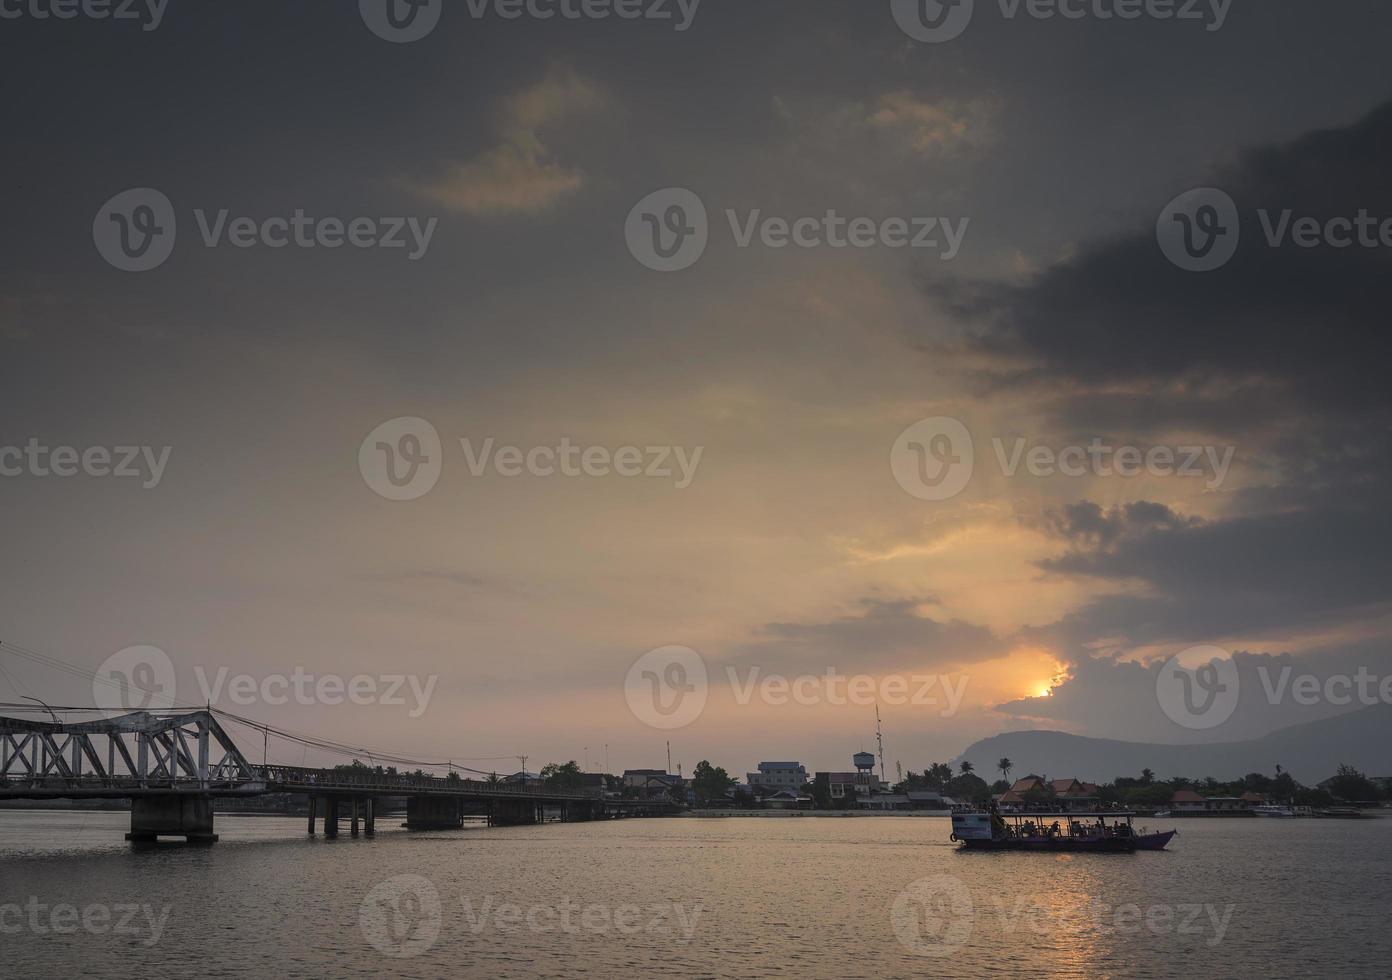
2,0,1390,782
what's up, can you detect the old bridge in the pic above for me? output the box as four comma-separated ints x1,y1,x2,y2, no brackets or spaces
0,710,676,842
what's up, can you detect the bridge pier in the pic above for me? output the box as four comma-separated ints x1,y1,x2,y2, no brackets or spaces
406,795,463,830
364,798,376,836
490,798,541,827
126,795,218,844
350,799,360,837
307,796,317,836
561,801,600,822
323,797,340,838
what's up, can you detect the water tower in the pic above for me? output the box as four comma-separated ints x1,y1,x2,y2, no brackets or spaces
853,751,876,794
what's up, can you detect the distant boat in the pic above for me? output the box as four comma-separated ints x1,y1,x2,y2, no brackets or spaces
951,810,1176,853
1252,804,1296,817
1316,807,1368,819
1152,809,1171,817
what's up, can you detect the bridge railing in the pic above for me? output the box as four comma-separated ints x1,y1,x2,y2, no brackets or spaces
258,765,604,799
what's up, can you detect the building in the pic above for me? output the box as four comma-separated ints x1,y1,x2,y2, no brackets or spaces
1170,789,1208,813
622,769,684,796
746,761,808,794
814,753,889,806
998,775,1101,811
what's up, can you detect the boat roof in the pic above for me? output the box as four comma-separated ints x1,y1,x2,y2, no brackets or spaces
987,810,1137,817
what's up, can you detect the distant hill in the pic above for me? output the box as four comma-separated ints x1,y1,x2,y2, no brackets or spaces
952,704,1392,784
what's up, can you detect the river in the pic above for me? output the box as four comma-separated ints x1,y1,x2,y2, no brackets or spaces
1,810,1387,978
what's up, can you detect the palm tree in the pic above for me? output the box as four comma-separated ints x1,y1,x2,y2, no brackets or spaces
998,758,1013,784
1140,768,1155,785
959,760,975,776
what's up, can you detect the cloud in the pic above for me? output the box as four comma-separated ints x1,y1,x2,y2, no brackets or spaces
867,91,999,157
408,69,603,215
723,595,1007,675
997,643,1392,745
930,98,1392,421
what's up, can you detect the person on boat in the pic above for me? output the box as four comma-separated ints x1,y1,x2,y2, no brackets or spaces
987,800,1008,839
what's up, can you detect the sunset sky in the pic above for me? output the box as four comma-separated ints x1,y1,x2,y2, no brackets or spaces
2,1,1390,778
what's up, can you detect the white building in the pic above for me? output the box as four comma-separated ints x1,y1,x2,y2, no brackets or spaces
746,761,808,793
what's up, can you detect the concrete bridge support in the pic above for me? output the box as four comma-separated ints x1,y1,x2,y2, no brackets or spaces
561,801,603,822
489,798,541,827
323,797,341,838
126,795,218,843
350,799,360,837
364,798,376,836
406,795,463,830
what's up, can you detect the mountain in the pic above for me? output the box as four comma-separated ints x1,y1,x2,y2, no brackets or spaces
951,704,1392,784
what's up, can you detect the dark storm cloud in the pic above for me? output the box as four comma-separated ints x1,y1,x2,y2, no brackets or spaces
724,596,1006,674
997,642,1392,744
933,97,1392,421
1029,497,1392,649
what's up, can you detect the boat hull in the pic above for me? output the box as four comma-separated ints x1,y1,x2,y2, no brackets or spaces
1133,830,1177,851
957,835,1137,853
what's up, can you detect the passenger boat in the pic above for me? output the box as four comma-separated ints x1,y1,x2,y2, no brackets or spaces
951,809,1174,852
1316,806,1368,819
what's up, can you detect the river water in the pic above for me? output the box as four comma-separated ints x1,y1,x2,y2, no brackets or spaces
1,810,1387,978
